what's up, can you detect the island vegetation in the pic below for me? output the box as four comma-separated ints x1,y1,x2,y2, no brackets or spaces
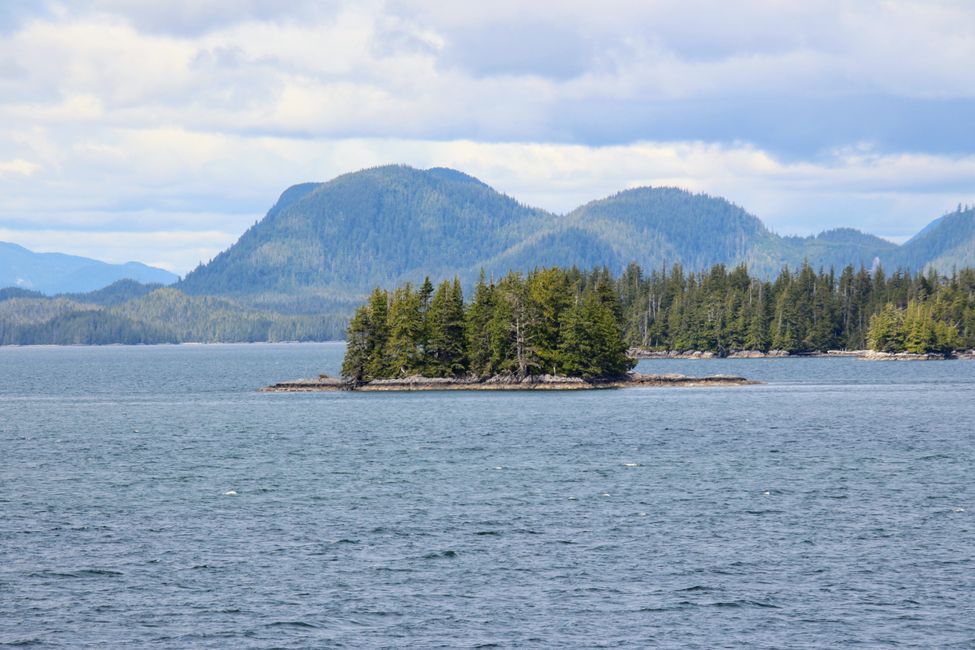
340,262,975,379
341,268,635,382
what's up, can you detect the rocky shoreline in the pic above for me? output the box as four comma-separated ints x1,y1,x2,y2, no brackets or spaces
630,348,975,360
261,372,760,392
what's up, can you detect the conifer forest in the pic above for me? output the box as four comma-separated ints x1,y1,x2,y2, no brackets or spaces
342,263,975,380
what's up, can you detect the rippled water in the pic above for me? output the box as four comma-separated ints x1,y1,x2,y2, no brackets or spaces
1,344,973,648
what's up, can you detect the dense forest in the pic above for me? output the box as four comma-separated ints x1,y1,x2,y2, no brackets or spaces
616,262,975,354
341,263,975,379
341,269,635,382
0,282,346,345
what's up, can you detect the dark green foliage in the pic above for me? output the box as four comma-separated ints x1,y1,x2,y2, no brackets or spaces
365,289,390,378
465,271,495,376
617,261,975,355
340,306,372,382
341,266,636,380
559,288,634,379
424,279,467,376
385,283,425,375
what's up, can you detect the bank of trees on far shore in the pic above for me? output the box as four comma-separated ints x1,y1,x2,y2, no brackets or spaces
616,262,974,355
341,263,975,379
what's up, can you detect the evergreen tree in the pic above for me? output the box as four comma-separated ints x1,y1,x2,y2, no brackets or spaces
425,278,467,376
466,271,495,376
341,305,371,382
528,267,572,374
868,303,905,352
365,288,390,378
386,284,424,375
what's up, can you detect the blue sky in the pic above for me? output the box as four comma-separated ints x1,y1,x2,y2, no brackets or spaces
1,0,974,274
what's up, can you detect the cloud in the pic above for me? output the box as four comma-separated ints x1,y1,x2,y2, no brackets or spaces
1,2,975,273
3,2,974,153
0,159,40,176
2,126,973,272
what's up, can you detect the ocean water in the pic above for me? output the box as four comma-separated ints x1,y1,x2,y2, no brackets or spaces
1,344,973,648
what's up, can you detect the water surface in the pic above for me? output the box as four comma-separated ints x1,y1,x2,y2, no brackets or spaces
1,344,973,648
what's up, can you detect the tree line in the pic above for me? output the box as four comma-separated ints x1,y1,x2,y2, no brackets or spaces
341,262,975,377
341,268,635,382
617,262,975,354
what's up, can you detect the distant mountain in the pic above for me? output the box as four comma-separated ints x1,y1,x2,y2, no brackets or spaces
893,206,975,272
0,241,178,295
179,165,974,308
178,165,552,305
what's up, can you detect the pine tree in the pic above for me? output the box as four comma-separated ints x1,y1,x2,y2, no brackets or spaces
527,267,571,374
364,288,390,378
341,305,371,382
386,284,424,376
487,273,537,377
425,279,467,376
558,288,633,378
466,271,495,377
868,303,905,352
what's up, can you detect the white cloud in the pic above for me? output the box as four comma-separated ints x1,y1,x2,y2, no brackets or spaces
2,128,973,272
1,1,975,274
0,159,40,176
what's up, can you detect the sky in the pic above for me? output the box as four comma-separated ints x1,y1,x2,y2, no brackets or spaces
1,0,974,275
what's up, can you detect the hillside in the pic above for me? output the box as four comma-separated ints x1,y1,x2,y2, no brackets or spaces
3,166,973,345
178,166,975,309
0,241,178,294
0,285,346,345
893,206,975,272
177,165,553,304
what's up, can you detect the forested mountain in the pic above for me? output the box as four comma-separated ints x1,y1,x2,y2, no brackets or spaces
177,165,553,306
0,285,345,345
176,166,975,310
3,166,973,346
0,241,178,294
893,206,975,272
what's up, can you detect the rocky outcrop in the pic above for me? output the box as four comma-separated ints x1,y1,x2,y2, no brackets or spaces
260,372,760,392
727,350,790,358
860,350,953,361
629,348,972,360
629,349,789,359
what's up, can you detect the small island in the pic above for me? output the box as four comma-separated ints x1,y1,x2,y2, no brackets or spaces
264,268,759,392
262,372,758,392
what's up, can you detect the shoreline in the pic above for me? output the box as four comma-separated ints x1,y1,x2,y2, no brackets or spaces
261,372,761,393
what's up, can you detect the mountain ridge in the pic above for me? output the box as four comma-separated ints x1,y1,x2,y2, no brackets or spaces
0,241,178,295
178,165,974,308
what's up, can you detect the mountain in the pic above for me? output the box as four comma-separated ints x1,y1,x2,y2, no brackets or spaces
178,165,552,305
893,206,975,272
180,165,975,309
0,241,179,295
